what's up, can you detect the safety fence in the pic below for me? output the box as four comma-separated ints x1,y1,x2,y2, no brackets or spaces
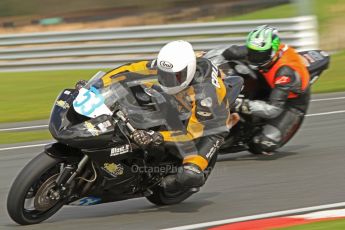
0,16,318,72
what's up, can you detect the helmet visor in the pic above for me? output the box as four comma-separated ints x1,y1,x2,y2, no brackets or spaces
157,67,188,88
247,48,272,66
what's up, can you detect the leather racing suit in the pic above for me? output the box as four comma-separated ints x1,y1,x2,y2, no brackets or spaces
100,57,240,173
222,43,310,153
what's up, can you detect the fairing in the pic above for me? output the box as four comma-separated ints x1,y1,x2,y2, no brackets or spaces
49,70,177,149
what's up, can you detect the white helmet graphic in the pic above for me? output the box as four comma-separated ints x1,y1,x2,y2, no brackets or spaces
157,40,196,94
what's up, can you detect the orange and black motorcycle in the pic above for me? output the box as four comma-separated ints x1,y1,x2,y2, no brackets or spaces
205,48,330,154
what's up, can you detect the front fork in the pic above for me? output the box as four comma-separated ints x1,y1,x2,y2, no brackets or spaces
51,155,90,200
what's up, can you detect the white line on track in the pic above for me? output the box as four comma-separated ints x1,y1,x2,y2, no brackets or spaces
163,202,345,230
0,124,48,132
311,96,345,102
1,96,344,132
0,143,49,151
1,109,345,151
305,110,345,117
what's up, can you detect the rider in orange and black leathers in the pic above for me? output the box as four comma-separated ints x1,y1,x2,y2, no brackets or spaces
99,40,241,190
222,25,310,154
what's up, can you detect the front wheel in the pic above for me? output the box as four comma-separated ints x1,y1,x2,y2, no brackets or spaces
7,152,65,225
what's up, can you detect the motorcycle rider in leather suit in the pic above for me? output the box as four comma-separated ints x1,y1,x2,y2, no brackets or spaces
221,25,310,154
97,40,241,190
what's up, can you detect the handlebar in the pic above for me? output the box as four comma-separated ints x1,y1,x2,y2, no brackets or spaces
115,110,136,134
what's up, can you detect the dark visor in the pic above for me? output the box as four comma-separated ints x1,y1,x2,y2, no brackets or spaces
247,48,272,66
158,67,188,88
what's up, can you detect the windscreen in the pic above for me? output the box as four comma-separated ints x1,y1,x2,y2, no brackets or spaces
72,70,171,129
72,67,232,160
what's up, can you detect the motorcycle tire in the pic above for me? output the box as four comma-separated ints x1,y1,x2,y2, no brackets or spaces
7,152,64,225
248,114,306,155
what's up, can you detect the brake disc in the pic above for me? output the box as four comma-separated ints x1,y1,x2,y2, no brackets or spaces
34,174,61,211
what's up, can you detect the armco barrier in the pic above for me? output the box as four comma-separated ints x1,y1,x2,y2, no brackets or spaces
0,16,318,72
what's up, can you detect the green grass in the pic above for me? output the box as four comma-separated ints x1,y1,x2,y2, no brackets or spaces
276,218,345,230
216,0,345,49
216,0,345,26
0,69,101,123
217,3,297,21
0,130,52,144
0,50,344,124
312,50,345,93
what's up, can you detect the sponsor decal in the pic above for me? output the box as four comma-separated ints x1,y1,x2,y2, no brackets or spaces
84,121,100,136
211,65,220,88
206,139,223,159
102,163,124,177
69,196,101,206
275,76,291,85
159,60,173,69
110,144,130,156
97,120,112,132
56,100,70,109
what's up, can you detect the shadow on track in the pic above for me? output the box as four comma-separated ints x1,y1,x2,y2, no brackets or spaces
217,144,309,162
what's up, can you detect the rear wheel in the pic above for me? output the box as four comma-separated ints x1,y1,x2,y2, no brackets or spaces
248,113,306,155
7,152,65,225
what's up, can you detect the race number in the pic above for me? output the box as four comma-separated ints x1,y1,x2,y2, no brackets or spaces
73,87,112,118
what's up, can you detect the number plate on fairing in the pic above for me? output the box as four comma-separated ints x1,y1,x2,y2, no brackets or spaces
73,87,112,118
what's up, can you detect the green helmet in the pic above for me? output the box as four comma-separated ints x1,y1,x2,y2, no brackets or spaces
246,25,281,67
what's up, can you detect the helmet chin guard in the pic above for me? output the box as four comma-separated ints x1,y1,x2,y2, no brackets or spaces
157,40,196,94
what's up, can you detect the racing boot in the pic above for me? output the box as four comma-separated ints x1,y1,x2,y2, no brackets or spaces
162,163,205,192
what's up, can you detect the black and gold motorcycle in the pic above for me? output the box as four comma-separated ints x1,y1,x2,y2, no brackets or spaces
7,70,221,225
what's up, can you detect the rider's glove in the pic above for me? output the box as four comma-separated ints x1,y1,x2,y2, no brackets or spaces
234,98,251,114
149,130,164,147
131,130,163,148
75,80,88,90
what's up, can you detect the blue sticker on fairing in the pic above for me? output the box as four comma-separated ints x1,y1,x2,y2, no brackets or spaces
70,196,102,206
73,87,105,116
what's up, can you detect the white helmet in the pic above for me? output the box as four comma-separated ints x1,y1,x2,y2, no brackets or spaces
157,40,196,94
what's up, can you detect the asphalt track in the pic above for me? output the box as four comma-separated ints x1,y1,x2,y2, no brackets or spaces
0,92,344,230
